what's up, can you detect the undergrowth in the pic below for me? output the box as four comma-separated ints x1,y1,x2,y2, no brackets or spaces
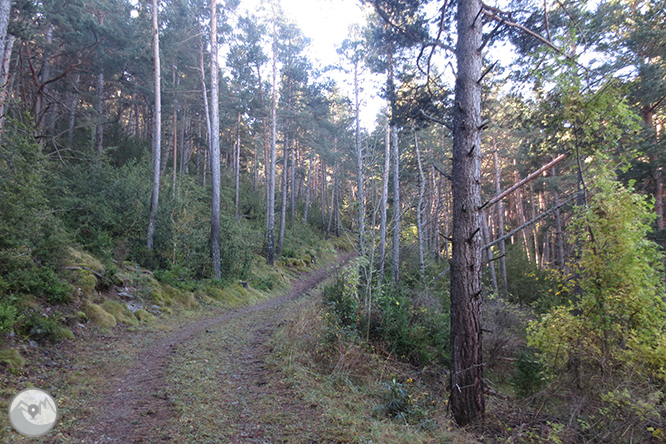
270,296,465,444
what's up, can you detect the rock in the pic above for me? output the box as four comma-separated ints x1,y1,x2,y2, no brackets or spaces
118,291,134,299
126,301,144,313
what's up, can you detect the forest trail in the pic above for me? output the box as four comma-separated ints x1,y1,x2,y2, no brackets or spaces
56,254,352,444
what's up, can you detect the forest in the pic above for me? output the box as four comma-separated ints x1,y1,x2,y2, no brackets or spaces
0,0,665,442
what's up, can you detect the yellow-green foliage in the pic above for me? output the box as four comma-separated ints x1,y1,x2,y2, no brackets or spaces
83,303,116,328
162,285,199,309
135,309,156,323
66,248,104,272
528,175,666,442
285,258,308,271
63,249,105,300
529,177,666,379
146,277,165,305
0,348,25,371
195,290,215,305
73,269,98,300
102,301,139,326
206,283,265,307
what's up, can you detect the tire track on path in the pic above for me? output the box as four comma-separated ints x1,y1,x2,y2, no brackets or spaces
76,254,352,443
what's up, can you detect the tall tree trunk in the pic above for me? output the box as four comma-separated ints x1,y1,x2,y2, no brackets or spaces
450,0,485,426
180,112,189,175
303,154,313,223
0,0,10,68
277,131,289,257
644,109,664,231
199,34,211,187
494,147,508,295
415,132,426,281
354,59,365,256
210,0,222,279
334,163,341,237
235,111,241,221
67,69,80,147
391,127,400,285
95,71,104,154
266,13,278,266
513,162,532,262
481,211,498,294
290,141,296,226
320,158,328,234
0,33,14,138
171,65,178,196
432,163,441,261
529,183,540,267
35,25,53,130
378,114,390,284
552,173,565,271
147,0,162,250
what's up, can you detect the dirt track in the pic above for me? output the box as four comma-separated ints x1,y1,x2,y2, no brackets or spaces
60,254,352,443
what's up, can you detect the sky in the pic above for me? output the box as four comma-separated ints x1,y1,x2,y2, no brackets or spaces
239,0,385,130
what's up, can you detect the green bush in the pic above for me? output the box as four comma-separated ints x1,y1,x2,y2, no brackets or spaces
528,174,666,443
4,266,72,303
509,349,545,398
372,291,449,365
19,313,73,342
0,299,18,334
504,243,564,312
323,279,357,327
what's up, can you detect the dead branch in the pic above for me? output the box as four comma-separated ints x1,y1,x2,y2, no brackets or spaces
481,153,567,210
483,194,576,250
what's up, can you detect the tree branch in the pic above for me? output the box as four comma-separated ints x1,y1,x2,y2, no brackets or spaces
483,194,576,250
432,163,452,181
481,153,567,209
419,108,453,131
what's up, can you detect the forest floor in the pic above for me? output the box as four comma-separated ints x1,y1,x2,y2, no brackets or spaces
1,254,350,443
1,252,476,443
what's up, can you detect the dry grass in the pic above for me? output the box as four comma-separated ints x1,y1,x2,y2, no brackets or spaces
270,296,472,444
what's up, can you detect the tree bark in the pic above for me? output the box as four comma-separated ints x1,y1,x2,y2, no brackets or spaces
235,111,241,221
481,210,498,294
391,127,400,285
290,141,296,226
450,0,485,426
303,154,313,223
95,70,104,155
644,109,664,231
147,0,162,250
354,58,365,256
494,148,508,295
266,12,278,266
210,0,222,279
0,0,10,61
277,130,289,257
171,65,178,195
67,68,80,147
415,132,426,281
0,33,14,138
378,114,391,284
199,34,211,187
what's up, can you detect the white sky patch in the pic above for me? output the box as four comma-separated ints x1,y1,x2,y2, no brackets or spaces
239,0,384,130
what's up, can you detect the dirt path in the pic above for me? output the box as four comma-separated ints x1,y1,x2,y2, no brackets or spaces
66,254,351,443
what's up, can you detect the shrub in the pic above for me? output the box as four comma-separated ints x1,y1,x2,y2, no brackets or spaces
528,175,666,442
0,299,18,335
19,313,73,342
509,349,545,398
